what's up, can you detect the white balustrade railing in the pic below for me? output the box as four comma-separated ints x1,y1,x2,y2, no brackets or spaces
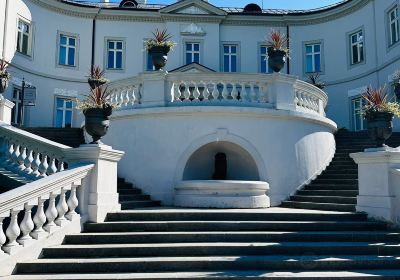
0,164,93,255
106,72,328,116
0,122,71,180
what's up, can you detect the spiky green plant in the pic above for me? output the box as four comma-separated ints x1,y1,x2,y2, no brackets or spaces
362,85,400,117
265,29,289,53
145,28,176,51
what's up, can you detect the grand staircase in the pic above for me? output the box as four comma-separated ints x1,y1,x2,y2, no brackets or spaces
282,130,400,212
7,130,400,279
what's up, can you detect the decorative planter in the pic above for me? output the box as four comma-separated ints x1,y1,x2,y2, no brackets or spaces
84,104,112,144
267,47,287,73
0,76,9,93
88,78,107,90
365,111,394,147
395,82,400,101
149,46,170,71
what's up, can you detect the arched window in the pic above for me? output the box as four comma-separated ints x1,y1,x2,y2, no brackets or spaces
119,0,138,8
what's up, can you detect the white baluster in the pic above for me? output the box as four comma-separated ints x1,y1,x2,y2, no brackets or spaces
221,82,229,100
31,198,48,239
119,90,125,105
47,157,58,175
294,91,300,107
203,82,210,101
24,148,34,174
124,88,130,107
5,141,14,166
183,83,190,101
171,83,179,102
212,83,219,100
231,83,238,100
240,84,248,102
31,152,41,177
58,161,65,172
250,84,257,102
66,185,79,221
138,84,143,104
18,203,34,246
3,209,21,254
130,87,136,105
259,84,268,103
17,146,27,171
193,82,200,101
44,193,59,233
11,144,21,169
0,217,6,255
39,154,49,177
55,188,69,227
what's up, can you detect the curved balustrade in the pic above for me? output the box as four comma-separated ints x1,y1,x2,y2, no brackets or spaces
106,72,328,117
0,164,93,255
0,123,71,180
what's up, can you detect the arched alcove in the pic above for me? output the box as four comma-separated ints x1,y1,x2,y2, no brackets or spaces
183,141,260,181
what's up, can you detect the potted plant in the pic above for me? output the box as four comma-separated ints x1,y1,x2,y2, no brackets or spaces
265,29,289,73
88,65,109,90
77,85,113,144
392,69,400,100
307,73,325,89
0,59,11,93
362,85,400,147
145,29,176,71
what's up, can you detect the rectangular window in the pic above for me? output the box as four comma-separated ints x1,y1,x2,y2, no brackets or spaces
260,45,272,73
11,88,23,125
185,42,200,64
55,97,73,128
305,43,321,73
389,6,399,46
58,34,77,66
350,30,364,65
352,97,367,131
222,44,237,72
146,51,154,71
107,40,124,69
16,19,32,56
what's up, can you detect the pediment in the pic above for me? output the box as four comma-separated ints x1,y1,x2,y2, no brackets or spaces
171,62,216,73
159,0,227,16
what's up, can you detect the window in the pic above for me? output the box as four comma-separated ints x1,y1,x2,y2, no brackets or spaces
260,45,272,73
107,40,124,70
389,6,399,46
146,51,154,71
350,30,364,65
351,97,367,131
185,42,200,64
11,88,23,125
222,44,237,72
58,34,77,66
55,97,73,128
305,43,321,73
16,19,32,56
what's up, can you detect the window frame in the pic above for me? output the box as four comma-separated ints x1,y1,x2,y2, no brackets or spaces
105,37,126,72
183,40,202,65
221,42,240,73
54,96,74,128
258,43,272,74
350,96,367,131
16,17,33,58
346,27,366,69
386,4,400,49
56,31,79,69
11,87,23,126
303,41,323,74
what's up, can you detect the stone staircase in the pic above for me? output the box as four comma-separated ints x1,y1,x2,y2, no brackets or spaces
10,208,400,279
118,178,161,209
281,130,400,212
23,127,85,148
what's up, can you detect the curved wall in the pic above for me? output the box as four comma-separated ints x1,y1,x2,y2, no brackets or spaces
103,107,336,206
1,0,399,130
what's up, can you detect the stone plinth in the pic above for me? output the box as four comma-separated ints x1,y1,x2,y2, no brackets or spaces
174,180,270,209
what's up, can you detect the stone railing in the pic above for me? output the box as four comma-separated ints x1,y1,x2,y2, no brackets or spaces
0,123,71,180
0,164,93,255
107,72,328,117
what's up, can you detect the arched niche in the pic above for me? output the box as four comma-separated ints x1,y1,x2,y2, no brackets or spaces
183,141,260,181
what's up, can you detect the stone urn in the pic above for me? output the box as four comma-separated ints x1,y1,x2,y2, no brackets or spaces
88,78,107,90
267,47,287,73
365,111,394,147
149,46,170,71
0,75,9,93
84,104,112,144
395,82,400,101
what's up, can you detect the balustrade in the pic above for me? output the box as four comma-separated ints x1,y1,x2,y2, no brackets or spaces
294,82,327,116
108,84,142,110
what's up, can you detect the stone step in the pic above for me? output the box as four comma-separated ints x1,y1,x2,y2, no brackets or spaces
281,201,356,212
9,270,400,279
325,165,358,171
118,183,135,190
290,195,357,204
105,211,366,222
15,255,400,274
318,174,358,179
119,194,151,201
311,179,358,185
118,188,142,195
297,190,358,197
64,231,400,245
41,242,400,258
305,184,358,190
120,201,161,210
323,168,358,174
83,220,386,233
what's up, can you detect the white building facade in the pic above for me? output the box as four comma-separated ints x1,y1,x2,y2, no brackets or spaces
0,0,399,131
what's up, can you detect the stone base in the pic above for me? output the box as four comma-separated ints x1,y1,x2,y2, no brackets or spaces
174,180,270,209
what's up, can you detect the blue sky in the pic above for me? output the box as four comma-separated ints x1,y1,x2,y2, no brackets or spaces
101,0,344,10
